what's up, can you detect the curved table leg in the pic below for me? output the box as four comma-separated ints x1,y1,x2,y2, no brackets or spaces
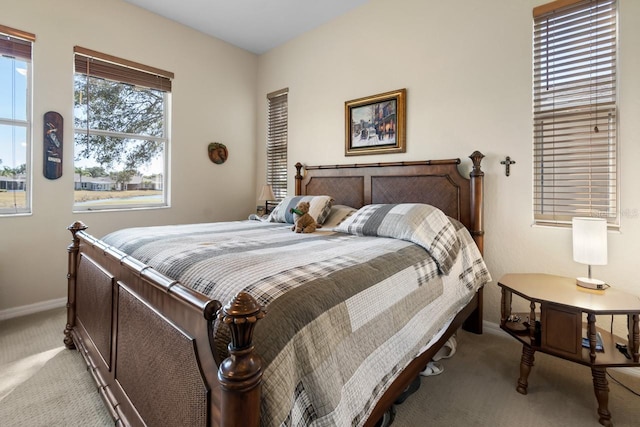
517,345,535,395
592,367,612,426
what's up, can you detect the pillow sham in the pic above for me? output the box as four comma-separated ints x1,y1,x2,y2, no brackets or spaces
268,195,334,225
335,203,461,274
321,205,357,228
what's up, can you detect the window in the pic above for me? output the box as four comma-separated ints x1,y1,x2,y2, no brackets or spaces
533,0,618,227
73,47,173,211
0,25,34,215
266,88,288,200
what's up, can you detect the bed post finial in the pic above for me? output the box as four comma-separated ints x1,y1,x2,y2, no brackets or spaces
65,221,88,349
218,292,265,427
469,151,485,177
295,162,303,196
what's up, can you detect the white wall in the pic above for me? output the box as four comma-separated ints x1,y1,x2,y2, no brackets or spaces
0,0,258,312
256,0,640,326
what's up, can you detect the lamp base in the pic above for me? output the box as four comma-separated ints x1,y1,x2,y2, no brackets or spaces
576,277,608,290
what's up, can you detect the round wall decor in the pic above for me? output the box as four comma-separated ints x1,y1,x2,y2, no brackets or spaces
208,142,228,164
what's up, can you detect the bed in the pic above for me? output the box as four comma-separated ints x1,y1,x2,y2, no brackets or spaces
63,151,488,427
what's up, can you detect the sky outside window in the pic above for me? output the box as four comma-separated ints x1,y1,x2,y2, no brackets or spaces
0,56,28,169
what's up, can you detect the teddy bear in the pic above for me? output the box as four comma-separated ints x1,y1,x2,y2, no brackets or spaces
290,201,318,233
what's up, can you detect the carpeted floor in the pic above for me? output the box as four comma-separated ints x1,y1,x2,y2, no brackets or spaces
1,308,639,426
0,308,112,427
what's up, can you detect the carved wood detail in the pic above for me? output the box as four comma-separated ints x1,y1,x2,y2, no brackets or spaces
217,292,265,427
64,221,88,349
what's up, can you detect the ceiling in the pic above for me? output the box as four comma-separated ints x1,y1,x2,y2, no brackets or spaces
124,0,369,55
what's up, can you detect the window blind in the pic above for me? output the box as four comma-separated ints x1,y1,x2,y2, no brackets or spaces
267,88,288,200
0,24,35,60
533,0,617,226
74,46,173,92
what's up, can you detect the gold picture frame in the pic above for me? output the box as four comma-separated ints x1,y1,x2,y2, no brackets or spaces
345,88,406,156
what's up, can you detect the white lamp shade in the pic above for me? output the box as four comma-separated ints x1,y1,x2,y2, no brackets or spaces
258,184,275,201
572,217,607,266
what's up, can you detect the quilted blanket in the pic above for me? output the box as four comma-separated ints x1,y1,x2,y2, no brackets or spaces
102,209,490,427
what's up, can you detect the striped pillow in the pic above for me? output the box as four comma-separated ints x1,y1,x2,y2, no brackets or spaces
335,203,461,274
268,196,334,225
321,205,357,228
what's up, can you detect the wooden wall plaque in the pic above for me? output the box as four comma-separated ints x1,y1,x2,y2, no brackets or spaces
44,111,63,180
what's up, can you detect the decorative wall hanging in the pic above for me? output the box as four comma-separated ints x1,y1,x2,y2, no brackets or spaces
43,111,63,179
345,88,406,156
208,142,228,164
500,156,516,176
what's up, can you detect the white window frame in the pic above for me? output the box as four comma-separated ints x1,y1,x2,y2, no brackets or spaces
0,25,34,216
73,47,172,212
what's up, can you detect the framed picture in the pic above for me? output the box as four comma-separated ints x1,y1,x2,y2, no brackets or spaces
345,88,406,156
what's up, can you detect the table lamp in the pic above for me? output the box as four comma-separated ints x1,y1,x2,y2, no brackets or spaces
258,184,275,214
572,217,608,290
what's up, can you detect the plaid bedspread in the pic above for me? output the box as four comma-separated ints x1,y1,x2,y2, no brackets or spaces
102,217,490,426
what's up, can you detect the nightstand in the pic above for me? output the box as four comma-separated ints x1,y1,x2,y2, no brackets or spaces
497,273,640,427
265,200,277,215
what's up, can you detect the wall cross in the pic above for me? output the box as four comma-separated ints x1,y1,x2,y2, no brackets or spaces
500,156,516,177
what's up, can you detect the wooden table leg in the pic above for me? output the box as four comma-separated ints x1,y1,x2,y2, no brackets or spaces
591,367,612,426
629,314,639,363
500,288,511,326
516,345,535,395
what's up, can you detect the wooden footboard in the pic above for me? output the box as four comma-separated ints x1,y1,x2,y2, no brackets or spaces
64,151,485,427
64,221,264,427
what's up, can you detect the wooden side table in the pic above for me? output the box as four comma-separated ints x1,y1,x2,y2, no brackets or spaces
497,273,640,427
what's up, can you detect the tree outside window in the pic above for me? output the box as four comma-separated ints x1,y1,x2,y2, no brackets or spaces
73,48,172,211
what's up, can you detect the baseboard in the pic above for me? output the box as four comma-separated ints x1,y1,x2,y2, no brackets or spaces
0,298,66,321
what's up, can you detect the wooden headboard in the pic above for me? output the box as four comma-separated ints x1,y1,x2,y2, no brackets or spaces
295,151,485,253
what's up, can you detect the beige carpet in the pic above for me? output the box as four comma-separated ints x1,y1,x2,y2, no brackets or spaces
0,308,112,427
1,308,639,426
394,328,640,427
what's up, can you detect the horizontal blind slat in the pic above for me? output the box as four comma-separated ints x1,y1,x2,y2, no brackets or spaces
74,51,172,92
0,36,31,60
